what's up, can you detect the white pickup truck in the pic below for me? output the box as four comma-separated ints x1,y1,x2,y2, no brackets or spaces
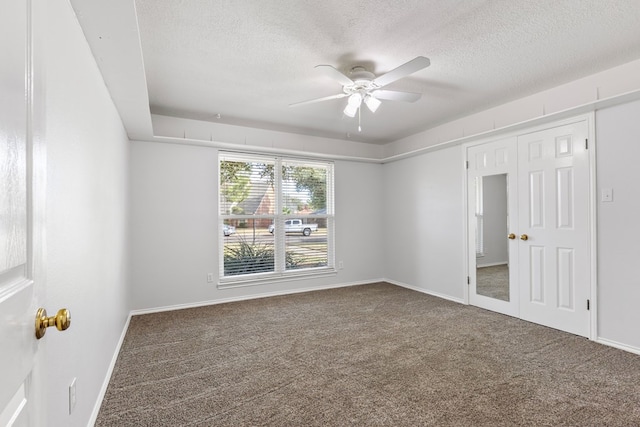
268,219,318,236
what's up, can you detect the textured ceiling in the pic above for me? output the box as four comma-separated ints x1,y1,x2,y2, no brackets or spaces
134,0,640,144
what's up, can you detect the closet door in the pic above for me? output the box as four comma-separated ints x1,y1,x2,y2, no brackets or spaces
517,122,590,337
468,137,519,317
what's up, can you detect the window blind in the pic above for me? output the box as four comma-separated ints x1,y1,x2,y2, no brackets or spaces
219,152,335,284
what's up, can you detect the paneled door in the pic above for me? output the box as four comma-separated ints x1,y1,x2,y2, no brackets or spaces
467,120,591,338
467,137,519,317
0,0,47,425
517,122,590,337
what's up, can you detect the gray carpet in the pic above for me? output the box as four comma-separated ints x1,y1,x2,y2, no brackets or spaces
96,283,640,426
477,264,510,301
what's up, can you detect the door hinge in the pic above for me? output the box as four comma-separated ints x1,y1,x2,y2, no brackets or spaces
467,276,470,285
585,139,588,150
587,299,590,310
465,160,469,169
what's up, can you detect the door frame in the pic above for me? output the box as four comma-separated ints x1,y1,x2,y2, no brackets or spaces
462,113,597,340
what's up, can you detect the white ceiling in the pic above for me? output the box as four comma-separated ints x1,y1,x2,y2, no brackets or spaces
79,0,640,145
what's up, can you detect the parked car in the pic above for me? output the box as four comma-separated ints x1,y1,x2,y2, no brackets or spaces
269,219,318,236
223,224,236,236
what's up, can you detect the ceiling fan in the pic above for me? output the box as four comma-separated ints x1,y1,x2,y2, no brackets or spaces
290,56,431,118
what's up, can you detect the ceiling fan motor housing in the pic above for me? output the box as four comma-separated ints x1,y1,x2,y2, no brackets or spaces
343,67,379,95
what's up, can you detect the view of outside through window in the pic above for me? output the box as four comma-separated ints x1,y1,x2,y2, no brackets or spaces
220,154,333,279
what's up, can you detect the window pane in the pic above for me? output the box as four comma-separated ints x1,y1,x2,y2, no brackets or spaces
282,162,327,214
223,218,275,276
285,219,328,270
220,158,275,216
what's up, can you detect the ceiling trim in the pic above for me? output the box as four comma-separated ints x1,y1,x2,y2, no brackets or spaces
142,87,640,165
144,135,384,164
381,88,640,164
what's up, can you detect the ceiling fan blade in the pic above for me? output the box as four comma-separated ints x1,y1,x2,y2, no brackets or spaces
315,65,354,86
289,93,347,108
372,56,430,88
372,90,422,103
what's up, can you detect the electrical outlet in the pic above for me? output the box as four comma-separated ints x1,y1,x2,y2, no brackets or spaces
338,261,344,270
207,273,214,283
601,188,613,202
69,378,77,414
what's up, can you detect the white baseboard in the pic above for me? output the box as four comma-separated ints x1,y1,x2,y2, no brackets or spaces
595,337,640,356
476,261,508,268
384,278,465,304
130,279,385,316
87,312,132,427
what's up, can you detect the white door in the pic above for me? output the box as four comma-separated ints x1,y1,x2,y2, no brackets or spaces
0,0,47,425
468,137,519,317
467,120,591,337
517,122,591,337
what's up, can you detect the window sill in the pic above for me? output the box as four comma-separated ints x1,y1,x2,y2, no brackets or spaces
217,267,337,290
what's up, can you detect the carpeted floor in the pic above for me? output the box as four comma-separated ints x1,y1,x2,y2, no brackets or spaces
477,264,509,301
96,283,640,426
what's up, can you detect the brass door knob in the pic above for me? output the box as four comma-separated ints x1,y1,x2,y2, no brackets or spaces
520,234,529,241
508,233,516,240
35,308,71,339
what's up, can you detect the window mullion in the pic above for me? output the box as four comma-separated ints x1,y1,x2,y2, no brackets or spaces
274,158,285,273
326,163,335,268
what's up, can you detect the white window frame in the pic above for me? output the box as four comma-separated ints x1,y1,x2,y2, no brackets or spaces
218,152,335,288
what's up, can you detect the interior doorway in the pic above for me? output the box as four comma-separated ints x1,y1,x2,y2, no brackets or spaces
467,119,592,337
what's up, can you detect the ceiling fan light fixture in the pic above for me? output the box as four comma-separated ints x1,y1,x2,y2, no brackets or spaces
348,93,363,106
344,93,362,117
343,103,358,118
364,95,381,113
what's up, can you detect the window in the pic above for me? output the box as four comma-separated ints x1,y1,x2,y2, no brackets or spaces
219,152,335,286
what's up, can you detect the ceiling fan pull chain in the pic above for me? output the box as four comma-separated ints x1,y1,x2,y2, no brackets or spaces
358,105,362,132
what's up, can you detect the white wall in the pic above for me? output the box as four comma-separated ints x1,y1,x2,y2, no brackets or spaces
595,99,640,350
478,174,508,267
381,145,465,301
129,140,384,310
45,1,130,425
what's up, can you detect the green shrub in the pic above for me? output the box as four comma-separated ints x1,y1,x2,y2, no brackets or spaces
224,239,302,276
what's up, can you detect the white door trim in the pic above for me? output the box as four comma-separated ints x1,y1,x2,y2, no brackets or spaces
586,112,598,341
